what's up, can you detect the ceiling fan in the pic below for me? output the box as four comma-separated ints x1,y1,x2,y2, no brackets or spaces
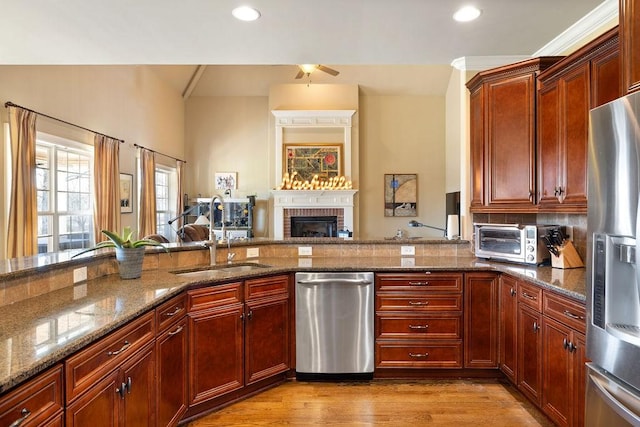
295,64,340,79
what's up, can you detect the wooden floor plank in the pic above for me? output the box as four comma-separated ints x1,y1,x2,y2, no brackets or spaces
186,379,554,426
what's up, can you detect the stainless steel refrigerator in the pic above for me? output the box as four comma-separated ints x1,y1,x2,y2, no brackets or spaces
587,90,640,426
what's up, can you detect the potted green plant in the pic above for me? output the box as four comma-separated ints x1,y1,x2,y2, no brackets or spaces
73,227,169,279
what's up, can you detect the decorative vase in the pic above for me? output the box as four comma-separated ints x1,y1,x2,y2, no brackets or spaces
115,247,145,279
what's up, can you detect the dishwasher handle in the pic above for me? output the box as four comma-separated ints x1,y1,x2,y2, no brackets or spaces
297,278,373,285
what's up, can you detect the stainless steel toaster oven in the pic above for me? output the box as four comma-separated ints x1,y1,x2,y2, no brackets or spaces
474,223,555,265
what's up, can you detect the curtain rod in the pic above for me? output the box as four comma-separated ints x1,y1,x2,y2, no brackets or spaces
133,143,186,163
4,101,125,143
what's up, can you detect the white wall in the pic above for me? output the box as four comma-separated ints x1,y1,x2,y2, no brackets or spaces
0,65,185,259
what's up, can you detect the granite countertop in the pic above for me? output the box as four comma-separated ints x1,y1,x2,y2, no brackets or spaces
0,254,586,394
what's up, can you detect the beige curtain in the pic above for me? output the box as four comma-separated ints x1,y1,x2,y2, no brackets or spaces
93,135,121,242
7,106,38,258
138,148,156,238
176,160,185,231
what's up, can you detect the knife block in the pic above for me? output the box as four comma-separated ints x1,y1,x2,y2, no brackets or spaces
550,241,584,269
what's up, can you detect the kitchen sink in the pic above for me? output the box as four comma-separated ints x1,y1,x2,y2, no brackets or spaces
171,263,271,279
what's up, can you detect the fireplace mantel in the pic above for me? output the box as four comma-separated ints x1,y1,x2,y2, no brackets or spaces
271,189,357,240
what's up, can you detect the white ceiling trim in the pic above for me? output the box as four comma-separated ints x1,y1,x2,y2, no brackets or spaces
450,56,531,71
533,0,618,56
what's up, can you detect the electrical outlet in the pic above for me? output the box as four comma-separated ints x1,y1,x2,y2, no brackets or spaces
298,246,313,256
400,246,415,256
73,266,87,283
401,257,416,267
298,258,313,268
246,247,260,258
73,283,87,299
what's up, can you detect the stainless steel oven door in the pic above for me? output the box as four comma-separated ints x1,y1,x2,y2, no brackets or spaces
586,363,640,426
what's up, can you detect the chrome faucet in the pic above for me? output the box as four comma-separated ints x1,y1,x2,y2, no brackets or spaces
227,236,236,263
203,193,226,265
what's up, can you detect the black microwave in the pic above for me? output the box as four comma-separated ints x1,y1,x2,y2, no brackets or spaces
474,223,555,265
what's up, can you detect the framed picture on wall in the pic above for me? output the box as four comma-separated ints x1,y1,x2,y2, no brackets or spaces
215,172,237,190
119,173,133,214
384,173,417,217
284,143,343,181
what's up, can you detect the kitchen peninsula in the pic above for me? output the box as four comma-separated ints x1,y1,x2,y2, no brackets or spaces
0,238,586,426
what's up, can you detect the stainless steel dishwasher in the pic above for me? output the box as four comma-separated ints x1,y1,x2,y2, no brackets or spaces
295,272,374,380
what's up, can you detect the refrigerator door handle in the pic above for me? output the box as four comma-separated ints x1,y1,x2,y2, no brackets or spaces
589,371,640,425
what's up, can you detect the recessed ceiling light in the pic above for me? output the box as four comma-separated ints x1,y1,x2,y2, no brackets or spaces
453,5,481,22
232,6,261,22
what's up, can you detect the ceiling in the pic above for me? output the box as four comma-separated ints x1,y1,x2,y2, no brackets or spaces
1,0,613,96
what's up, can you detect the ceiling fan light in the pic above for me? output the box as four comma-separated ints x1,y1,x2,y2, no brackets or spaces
299,64,318,74
232,6,261,22
453,6,481,22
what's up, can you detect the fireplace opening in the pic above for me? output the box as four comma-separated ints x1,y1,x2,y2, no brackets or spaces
291,216,338,238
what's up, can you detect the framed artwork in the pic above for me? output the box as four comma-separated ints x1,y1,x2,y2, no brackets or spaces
215,172,237,190
284,143,342,181
384,174,417,217
119,173,133,214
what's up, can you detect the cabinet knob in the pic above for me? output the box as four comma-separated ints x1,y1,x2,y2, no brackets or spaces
533,322,540,332
510,288,516,297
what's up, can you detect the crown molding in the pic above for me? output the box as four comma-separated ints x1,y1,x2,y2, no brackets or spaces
533,0,618,56
450,56,531,71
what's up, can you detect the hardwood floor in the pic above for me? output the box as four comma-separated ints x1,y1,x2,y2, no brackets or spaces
186,379,554,426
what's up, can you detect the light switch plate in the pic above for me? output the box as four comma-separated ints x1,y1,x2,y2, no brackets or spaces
73,266,87,283
298,246,313,256
400,246,415,256
246,247,260,258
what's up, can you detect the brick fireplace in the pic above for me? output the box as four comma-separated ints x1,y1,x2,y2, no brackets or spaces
272,190,357,240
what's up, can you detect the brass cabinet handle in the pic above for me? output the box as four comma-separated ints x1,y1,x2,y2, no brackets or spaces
409,281,430,286
408,324,429,330
408,352,429,358
9,408,31,427
168,325,184,336
107,340,130,356
408,301,429,306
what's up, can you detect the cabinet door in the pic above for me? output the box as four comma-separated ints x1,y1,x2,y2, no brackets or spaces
621,0,640,93
188,303,244,405
517,304,542,406
572,332,586,427
66,371,120,427
591,41,621,107
537,81,561,206
245,295,290,385
559,63,589,207
156,317,188,427
499,276,518,383
464,272,499,368
469,86,485,208
542,316,572,427
121,344,156,427
486,74,536,207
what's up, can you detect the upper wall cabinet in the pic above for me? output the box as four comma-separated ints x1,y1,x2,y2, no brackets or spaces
537,28,620,212
467,58,562,213
621,0,640,94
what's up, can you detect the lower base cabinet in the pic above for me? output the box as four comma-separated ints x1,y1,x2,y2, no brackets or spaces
464,272,499,368
517,304,543,406
156,316,188,427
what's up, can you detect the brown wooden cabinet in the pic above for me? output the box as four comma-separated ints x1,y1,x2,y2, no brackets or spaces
516,281,543,406
541,292,587,427
155,293,188,427
498,275,518,383
621,0,640,93
0,364,63,427
375,272,464,369
64,311,157,427
537,28,619,212
464,272,499,369
467,57,561,212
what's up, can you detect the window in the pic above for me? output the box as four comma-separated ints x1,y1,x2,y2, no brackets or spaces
36,136,93,253
155,166,176,240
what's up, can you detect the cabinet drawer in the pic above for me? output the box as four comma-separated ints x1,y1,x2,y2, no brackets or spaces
518,281,543,311
377,294,462,311
543,291,586,333
187,282,243,312
376,273,463,292
376,341,463,368
64,310,155,403
0,364,63,427
245,274,289,300
156,292,187,332
377,314,462,339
